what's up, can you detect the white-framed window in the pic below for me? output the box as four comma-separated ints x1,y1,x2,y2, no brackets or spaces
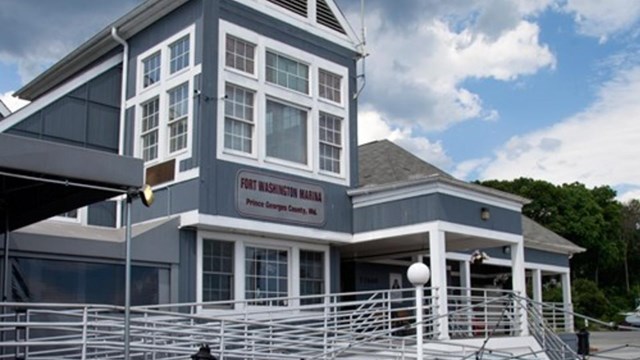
318,69,341,104
319,112,341,174
266,51,309,94
196,231,330,310
129,24,200,183
217,20,350,185
141,97,160,162
224,83,255,154
169,35,190,74
142,51,161,88
225,35,256,75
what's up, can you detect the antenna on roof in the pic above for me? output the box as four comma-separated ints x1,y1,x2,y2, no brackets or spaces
353,0,368,100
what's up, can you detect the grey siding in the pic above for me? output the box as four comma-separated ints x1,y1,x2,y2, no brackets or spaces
130,179,199,224
330,246,341,293
88,201,117,227
8,66,122,153
178,228,197,303
353,193,522,235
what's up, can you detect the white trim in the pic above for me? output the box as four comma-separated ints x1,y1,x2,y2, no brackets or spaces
524,262,570,274
196,230,331,310
231,0,360,52
0,54,123,133
352,181,523,212
0,99,11,118
446,251,572,273
437,221,522,244
217,20,350,187
180,211,352,243
352,221,438,244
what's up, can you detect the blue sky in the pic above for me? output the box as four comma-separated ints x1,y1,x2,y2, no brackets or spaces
2,0,640,201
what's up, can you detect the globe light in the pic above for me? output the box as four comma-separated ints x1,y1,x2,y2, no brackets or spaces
407,262,430,286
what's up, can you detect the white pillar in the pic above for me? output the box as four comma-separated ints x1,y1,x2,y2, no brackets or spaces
429,230,449,340
511,241,529,336
561,272,573,332
531,269,542,304
460,260,472,335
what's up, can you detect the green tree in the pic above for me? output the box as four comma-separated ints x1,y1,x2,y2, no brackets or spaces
621,200,640,292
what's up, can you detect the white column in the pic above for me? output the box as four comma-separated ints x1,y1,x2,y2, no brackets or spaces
429,230,449,340
531,269,542,304
561,272,573,332
511,241,529,336
460,260,472,336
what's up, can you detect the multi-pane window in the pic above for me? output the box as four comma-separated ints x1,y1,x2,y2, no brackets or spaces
300,250,324,305
168,83,189,153
319,69,341,103
202,239,234,302
266,100,307,164
245,247,288,306
169,35,190,74
224,84,254,153
142,52,161,88
266,51,309,94
226,35,256,74
141,98,160,162
319,112,341,173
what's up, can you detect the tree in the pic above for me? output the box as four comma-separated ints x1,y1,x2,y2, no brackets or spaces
621,200,640,292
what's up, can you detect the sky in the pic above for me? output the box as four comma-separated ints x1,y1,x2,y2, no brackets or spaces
1,0,640,201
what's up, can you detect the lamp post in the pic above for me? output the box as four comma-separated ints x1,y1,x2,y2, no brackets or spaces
124,185,154,359
407,262,430,360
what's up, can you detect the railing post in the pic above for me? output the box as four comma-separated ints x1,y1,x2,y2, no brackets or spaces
81,306,88,360
219,319,225,360
407,262,430,360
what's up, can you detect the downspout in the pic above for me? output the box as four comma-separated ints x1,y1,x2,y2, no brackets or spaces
111,27,129,231
111,27,129,157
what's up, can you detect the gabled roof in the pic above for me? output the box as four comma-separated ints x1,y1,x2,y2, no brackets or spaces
0,99,10,119
16,0,360,101
522,216,585,255
359,140,453,187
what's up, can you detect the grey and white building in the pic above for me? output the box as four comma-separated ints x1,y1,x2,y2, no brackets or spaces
0,0,583,343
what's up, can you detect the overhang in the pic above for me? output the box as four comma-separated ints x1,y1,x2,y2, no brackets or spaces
0,134,143,231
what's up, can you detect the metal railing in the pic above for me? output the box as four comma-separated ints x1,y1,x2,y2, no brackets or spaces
0,288,581,359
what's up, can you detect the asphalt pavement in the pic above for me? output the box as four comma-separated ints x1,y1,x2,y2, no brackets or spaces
587,331,640,360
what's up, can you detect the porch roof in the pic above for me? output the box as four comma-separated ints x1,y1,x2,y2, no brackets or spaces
523,216,585,255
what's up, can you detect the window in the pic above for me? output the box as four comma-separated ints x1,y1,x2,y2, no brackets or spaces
319,112,341,173
168,83,189,153
319,69,341,103
266,100,307,164
226,35,255,74
202,240,234,302
58,209,78,219
300,250,324,305
218,21,349,184
224,84,254,153
142,52,161,88
245,246,288,306
169,35,190,74
141,98,160,161
266,51,309,93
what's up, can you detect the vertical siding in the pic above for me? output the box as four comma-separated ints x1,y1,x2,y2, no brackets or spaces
87,201,117,227
179,228,197,303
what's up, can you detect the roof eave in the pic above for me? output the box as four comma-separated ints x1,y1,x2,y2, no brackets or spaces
15,0,189,101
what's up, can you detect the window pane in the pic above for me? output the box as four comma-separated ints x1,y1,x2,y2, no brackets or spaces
142,52,161,88
266,100,307,164
168,83,189,153
245,246,288,306
224,84,254,153
169,35,190,74
319,112,341,173
202,239,234,302
319,69,341,103
225,35,256,74
141,98,160,161
300,250,324,305
266,51,308,93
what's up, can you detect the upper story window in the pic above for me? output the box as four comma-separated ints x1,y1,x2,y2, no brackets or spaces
319,69,341,103
218,20,350,185
266,51,309,94
128,24,200,186
169,35,190,74
142,52,161,88
226,35,256,75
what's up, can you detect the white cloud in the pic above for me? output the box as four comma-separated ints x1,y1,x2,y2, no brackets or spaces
358,8,555,132
563,0,640,41
358,109,452,170
0,91,29,112
618,188,640,203
478,65,640,190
